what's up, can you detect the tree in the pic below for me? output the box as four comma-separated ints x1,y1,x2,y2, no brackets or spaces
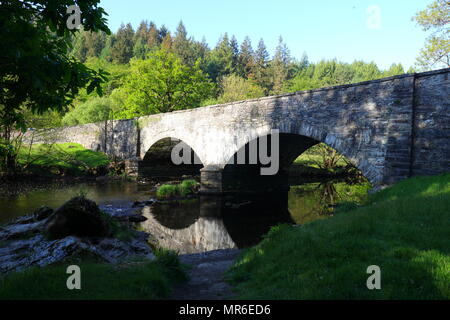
253,39,271,93
0,0,110,172
115,49,214,117
413,0,450,69
237,36,255,78
269,36,292,94
207,33,235,82
110,23,135,64
172,21,196,66
62,97,114,126
216,75,265,103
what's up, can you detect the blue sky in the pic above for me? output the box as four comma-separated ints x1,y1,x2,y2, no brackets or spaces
99,0,432,70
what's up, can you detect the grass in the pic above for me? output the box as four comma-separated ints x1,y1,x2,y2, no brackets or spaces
226,173,450,299
17,143,110,176
0,249,188,300
156,179,200,200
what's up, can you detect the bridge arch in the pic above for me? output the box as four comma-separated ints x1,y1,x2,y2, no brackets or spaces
139,136,203,178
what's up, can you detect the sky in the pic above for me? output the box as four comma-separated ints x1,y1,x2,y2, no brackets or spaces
99,0,433,70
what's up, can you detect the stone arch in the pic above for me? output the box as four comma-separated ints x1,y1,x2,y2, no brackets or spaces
221,120,376,186
139,135,203,178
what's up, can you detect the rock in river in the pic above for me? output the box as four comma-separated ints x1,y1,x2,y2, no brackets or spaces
0,196,155,274
45,196,111,239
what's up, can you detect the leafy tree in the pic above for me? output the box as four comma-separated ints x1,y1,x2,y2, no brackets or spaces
115,49,214,117
383,63,405,77
0,0,110,172
62,97,114,126
413,0,450,69
216,75,265,103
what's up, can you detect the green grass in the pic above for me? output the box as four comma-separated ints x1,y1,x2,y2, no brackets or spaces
0,249,187,300
226,173,450,299
17,143,110,176
156,179,199,199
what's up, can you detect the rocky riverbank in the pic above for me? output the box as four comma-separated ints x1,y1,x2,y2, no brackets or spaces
0,197,155,274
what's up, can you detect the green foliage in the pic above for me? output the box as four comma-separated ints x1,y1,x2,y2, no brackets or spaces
0,0,110,174
62,97,113,126
285,60,404,92
156,179,200,199
413,0,450,69
115,49,214,117
216,74,265,103
227,173,450,299
17,143,109,176
109,23,135,64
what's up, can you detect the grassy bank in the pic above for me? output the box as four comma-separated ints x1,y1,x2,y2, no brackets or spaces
16,143,110,176
156,179,200,199
227,173,450,299
0,250,187,300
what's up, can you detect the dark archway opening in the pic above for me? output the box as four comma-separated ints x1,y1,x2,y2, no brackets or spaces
139,138,203,178
223,133,366,193
222,133,318,192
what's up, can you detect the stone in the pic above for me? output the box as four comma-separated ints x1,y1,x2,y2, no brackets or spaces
45,196,111,239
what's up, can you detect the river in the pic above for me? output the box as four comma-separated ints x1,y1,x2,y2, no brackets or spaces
0,178,370,254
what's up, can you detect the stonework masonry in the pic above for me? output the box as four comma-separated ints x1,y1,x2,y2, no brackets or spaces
24,68,450,192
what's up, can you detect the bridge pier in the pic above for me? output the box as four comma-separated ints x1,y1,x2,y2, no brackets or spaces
200,166,223,194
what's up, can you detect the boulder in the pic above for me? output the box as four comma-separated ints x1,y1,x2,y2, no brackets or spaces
45,196,111,240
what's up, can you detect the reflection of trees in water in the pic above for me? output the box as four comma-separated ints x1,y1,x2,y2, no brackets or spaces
288,180,370,224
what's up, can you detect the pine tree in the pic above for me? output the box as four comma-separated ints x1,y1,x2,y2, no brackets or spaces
253,38,270,93
173,21,195,66
270,36,291,94
237,36,255,78
207,33,235,82
110,23,135,64
230,35,239,73
161,32,173,51
147,22,160,48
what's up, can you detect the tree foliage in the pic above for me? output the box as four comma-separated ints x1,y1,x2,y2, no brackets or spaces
113,49,213,117
413,0,450,69
0,0,110,172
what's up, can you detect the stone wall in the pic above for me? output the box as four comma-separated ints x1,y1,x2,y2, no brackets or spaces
412,70,450,176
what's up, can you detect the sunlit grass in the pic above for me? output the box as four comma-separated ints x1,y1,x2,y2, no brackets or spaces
156,179,199,199
17,143,110,176
0,250,187,300
227,173,450,299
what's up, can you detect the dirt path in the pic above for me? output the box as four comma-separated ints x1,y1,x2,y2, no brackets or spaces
170,249,241,300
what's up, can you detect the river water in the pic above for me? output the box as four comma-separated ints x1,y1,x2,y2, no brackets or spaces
0,179,370,254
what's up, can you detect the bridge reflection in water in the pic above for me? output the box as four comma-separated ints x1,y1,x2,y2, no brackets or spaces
138,193,293,254
137,180,369,254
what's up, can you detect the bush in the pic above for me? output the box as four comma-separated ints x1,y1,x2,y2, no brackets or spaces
156,179,199,200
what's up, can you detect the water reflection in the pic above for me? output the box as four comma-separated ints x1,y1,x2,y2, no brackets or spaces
0,179,370,254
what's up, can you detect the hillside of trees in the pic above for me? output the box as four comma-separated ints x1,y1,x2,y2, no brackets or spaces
38,21,410,128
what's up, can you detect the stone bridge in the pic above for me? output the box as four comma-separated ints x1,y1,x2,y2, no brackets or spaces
27,68,450,192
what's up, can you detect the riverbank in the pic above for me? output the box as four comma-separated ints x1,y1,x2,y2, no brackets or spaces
0,250,187,300
0,195,188,300
226,173,450,299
